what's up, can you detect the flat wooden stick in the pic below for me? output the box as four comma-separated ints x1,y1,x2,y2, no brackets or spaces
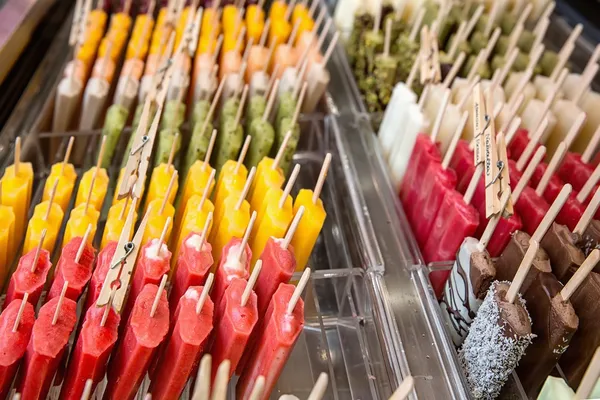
430,89,451,143
160,171,178,215
241,260,261,307
532,184,573,243
75,224,92,263
279,164,301,209
14,137,20,175
582,125,600,164
442,51,466,89
203,129,218,171
235,167,256,211
564,111,587,150
12,293,29,333
150,275,168,318
287,267,310,314
442,112,468,170
235,136,252,175
506,239,539,304
575,346,600,399
192,354,212,400
199,170,216,213
513,146,546,203
578,162,600,204
52,281,69,325
575,187,600,236
273,130,293,171
517,117,548,171
322,31,339,66
211,360,231,400
197,212,213,251
100,286,116,327
263,79,280,121
389,376,415,400
234,85,249,129
504,116,522,147
155,217,171,257
479,189,512,249
313,153,332,203
283,206,304,250
44,180,59,221
80,379,93,400
307,372,329,400
248,376,266,400
237,211,257,262
561,249,600,302
409,8,425,42
196,273,214,314
31,229,47,273
62,136,75,175
573,63,599,106
167,132,179,170
536,142,567,197
464,164,483,205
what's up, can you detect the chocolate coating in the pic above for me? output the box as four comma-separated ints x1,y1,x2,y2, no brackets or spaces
541,223,585,282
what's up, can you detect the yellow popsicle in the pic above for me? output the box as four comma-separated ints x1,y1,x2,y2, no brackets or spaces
2,138,34,241
101,198,137,249
213,161,248,215
210,200,251,266
270,1,288,21
176,161,215,229
43,164,77,213
89,9,108,32
269,19,292,47
22,183,64,255
141,199,175,247
249,157,285,213
75,167,109,211
144,163,178,215
0,200,15,281
246,5,265,27
62,203,100,247
291,154,331,271
109,13,132,32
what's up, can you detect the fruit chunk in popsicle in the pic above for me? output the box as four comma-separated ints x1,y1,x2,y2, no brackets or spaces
48,233,95,302
17,295,77,400
0,298,34,399
59,303,120,400
5,243,51,310
104,283,169,400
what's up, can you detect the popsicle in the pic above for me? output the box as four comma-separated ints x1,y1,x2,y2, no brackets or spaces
248,134,289,213
400,133,441,213
42,137,77,213
210,276,259,382
21,181,61,257
5,236,51,310
59,301,120,400
537,376,575,400
0,298,34,400
557,127,600,192
16,293,77,400
2,137,34,243
236,269,308,400
212,213,255,306
74,141,109,212
83,240,117,314
251,164,300,265
246,80,280,168
149,279,215,400
141,172,177,247
213,137,251,216
103,282,169,400
170,214,214,315
48,231,95,302
101,197,137,249
62,193,100,250
144,162,179,216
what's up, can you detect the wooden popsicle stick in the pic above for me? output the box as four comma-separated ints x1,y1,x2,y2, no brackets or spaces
199,78,226,143
583,125,600,164
536,142,567,197
52,281,69,325
199,170,216,213
211,359,231,400
480,189,512,249
100,286,116,327
408,8,425,42
537,1,555,29
457,76,481,111
155,217,171,257
75,224,92,264
31,229,47,273
247,376,266,400
12,293,29,333
575,187,600,235
203,129,218,171
288,21,301,47
287,267,310,314
123,0,133,14
497,47,519,87
418,84,430,111
192,354,212,400
506,23,524,58
212,35,224,66
44,180,59,221
463,164,483,205
307,372,329,400
235,136,252,175
561,249,600,302
61,136,75,175
513,146,546,203
447,22,466,60
532,17,549,51
80,379,93,400
167,132,179,171
582,43,600,82
197,212,213,250
484,1,501,37
292,82,308,119
237,211,257,262
383,18,392,58
273,130,294,171
429,89,451,143
406,52,420,90
441,111,469,170
550,42,576,83
282,206,304,250
575,346,600,399
234,26,247,55
235,167,256,211
389,376,415,400
564,111,587,150
516,117,548,171
196,273,214,314
279,164,301,209
83,168,98,215
263,80,280,122
506,239,539,304
322,31,340,66
577,162,600,204
241,260,261,307
150,274,168,318
14,137,21,175
442,52,466,89
532,184,572,243
234,85,249,129
573,63,599,106
504,116,522,147
159,171,178,215
313,153,332,203
462,4,484,44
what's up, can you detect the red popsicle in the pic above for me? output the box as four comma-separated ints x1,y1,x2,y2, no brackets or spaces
0,298,35,399
515,187,550,235
59,303,120,400
4,243,51,310
210,277,258,382
84,241,117,314
449,139,474,194
236,277,306,400
170,225,213,316
17,295,77,400
507,128,531,162
212,237,252,308
122,237,172,325
104,282,170,400
558,152,593,192
149,283,215,400
48,234,95,302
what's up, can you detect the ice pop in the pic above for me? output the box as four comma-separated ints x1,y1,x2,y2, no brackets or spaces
48,232,95,302
101,197,137,249
141,173,177,247
42,137,77,213
62,198,100,251
248,138,288,213
144,162,179,216
83,240,117,314
22,180,63,255
5,238,51,310
75,165,109,213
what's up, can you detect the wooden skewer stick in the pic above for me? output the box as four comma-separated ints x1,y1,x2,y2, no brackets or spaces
44,180,59,221
532,184,573,243
235,136,252,175
192,354,212,400
263,79,280,122
430,89,451,143
307,372,329,400
211,359,231,400
442,52,466,89
582,125,600,164
52,281,69,325
561,249,600,302
283,206,304,250
513,147,547,203
241,260,261,307
202,129,218,172
155,217,172,257
573,63,599,106
575,346,600,399
31,229,47,273
198,171,216,216
100,286,116,327
75,224,92,263
235,167,256,211
506,239,539,304
313,153,332,204
409,8,425,42
516,117,549,171
198,212,213,250
12,293,29,333
577,162,600,204
62,136,75,175
272,130,293,171
199,78,226,149
287,267,310,314
167,132,179,171
479,189,512,249
279,165,301,209
463,164,484,205
575,186,600,237
196,273,214,314
234,85,249,129
248,376,266,400
150,274,168,318
80,379,93,400
237,211,257,262
536,142,567,197
389,376,415,400
14,137,21,175
442,112,469,170
159,171,178,215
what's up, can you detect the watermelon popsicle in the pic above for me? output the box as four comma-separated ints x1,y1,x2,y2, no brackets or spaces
104,281,169,400
0,298,35,399
17,290,77,400
149,278,215,400
236,268,308,400
84,241,117,314
59,301,120,400
5,236,51,310
212,212,256,307
48,229,96,301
